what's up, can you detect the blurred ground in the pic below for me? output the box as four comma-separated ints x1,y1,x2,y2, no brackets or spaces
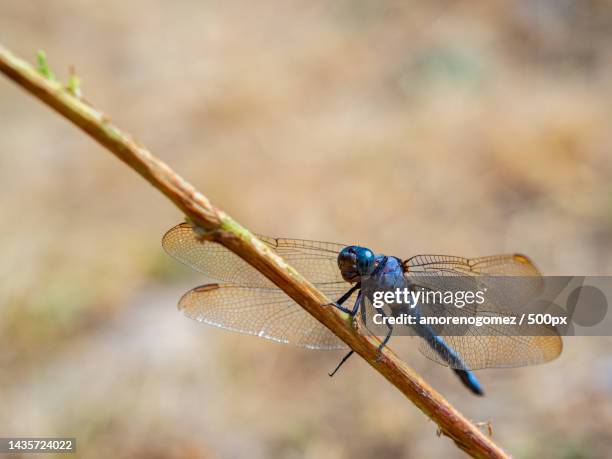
1,0,612,458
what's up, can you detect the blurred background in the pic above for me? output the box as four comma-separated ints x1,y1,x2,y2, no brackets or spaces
2,1,612,458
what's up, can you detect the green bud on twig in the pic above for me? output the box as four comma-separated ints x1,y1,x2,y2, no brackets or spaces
36,50,56,81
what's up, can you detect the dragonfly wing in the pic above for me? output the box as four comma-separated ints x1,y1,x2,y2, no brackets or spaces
179,283,351,350
162,223,347,287
405,253,541,276
417,335,562,370
257,235,347,285
164,223,359,347
163,223,273,287
405,254,562,369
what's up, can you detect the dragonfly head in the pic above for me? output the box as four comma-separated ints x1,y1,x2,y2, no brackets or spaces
338,245,376,282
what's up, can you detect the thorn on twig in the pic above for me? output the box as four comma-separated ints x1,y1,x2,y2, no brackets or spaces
475,421,494,437
37,50,56,81
437,421,492,439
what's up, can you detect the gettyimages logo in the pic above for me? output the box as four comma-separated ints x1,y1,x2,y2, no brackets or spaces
371,287,487,309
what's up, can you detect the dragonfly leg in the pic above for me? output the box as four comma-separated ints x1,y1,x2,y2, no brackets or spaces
328,291,363,377
328,350,354,377
328,283,361,315
375,306,394,361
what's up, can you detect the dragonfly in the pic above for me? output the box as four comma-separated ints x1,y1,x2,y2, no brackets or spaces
162,222,563,395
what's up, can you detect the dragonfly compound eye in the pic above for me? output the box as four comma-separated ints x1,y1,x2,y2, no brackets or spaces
338,246,375,279
355,247,375,276
338,246,360,282
338,247,356,269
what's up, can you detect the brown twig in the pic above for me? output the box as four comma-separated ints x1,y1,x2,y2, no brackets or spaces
0,43,510,459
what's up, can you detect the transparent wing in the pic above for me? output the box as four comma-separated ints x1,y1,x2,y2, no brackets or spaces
403,254,562,369
179,283,353,350
417,334,562,370
162,223,347,288
405,253,541,276
163,223,358,348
